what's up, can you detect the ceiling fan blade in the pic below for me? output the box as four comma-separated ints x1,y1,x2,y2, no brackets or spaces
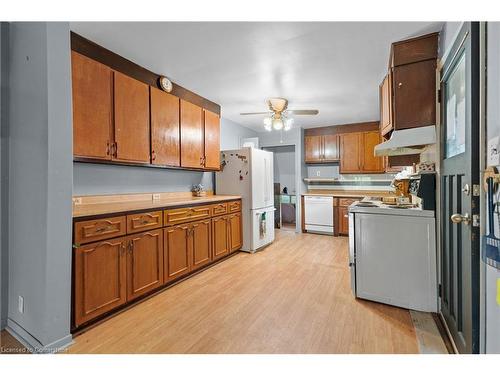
240,112,272,116
287,109,319,115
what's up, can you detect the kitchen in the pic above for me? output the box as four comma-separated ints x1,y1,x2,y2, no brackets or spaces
0,10,499,369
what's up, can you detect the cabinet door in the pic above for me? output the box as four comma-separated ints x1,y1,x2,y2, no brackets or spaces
114,72,150,163
150,87,180,166
338,207,349,235
304,135,323,163
126,229,164,301
322,134,340,161
164,225,191,282
380,73,393,136
228,213,242,253
204,110,220,170
339,133,361,173
361,131,385,173
212,216,229,260
74,238,127,326
71,51,112,160
191,219,212,271
393,59,436,130
180,99,204,168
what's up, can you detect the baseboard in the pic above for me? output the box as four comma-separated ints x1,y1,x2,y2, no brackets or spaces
0,318,6,330
435,313,459,354
6,318,73,354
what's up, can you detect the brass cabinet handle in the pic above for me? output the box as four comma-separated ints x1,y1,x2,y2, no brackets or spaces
106,141,110,156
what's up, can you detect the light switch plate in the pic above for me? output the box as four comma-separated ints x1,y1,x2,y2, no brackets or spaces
487,136,500,166
152,194,161,201
72,197,82,205
18,296,24,314
316,171,321,177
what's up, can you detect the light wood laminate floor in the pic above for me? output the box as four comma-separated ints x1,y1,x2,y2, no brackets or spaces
67,230,419,354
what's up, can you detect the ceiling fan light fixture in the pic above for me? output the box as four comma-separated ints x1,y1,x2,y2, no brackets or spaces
284,118,293,131
272,118,283,130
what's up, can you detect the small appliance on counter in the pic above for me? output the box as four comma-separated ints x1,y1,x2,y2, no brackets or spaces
408,172,436,210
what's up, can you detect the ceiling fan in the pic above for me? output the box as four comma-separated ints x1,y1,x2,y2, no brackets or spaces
240,98,319,132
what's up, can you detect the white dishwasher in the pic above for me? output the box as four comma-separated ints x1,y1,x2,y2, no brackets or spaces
304,195,334,234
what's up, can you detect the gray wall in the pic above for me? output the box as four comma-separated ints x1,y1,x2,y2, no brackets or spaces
73,117,256,196
0,22,7,330
6,22,73,350
220,117,257,150
263,145,296,194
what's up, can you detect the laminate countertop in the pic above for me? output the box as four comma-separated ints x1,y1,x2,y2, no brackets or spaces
302,190,397,198
73,195,242,218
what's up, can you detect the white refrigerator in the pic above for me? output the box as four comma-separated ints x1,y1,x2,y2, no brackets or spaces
216,147,275,252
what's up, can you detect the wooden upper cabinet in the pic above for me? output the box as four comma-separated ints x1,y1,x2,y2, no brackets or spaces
113,72,150,163
180,99,204,169
339,133,361,173
164,225,191,282
126,229,164,301
305,135,323,163
74,238,127,326
380,72,393,137
393,59,437,130
361,131,385,173
305,134,339,163
150,87,180,167
322,134,340,162
204,110,220,170
71,51,112,160
191,219,212,271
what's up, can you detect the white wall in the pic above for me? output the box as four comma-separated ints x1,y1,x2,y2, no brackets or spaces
6,22,73,351
485,21,500,354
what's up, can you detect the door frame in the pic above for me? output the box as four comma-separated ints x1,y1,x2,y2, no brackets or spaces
438,21,481,354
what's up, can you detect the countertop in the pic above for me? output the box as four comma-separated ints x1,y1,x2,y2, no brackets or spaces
302,190,396,198
73,195,242,218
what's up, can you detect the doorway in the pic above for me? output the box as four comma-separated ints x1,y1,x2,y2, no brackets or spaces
439,22,480,353
262,145,297,231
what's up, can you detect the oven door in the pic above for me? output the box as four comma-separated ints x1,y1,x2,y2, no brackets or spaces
348,210,356,295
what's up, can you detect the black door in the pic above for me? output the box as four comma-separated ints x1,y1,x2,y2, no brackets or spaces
440,22,480,354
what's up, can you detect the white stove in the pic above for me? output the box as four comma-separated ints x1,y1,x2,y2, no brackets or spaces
348,196,438,312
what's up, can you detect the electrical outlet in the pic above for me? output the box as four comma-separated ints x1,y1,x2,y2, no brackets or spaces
152,194,161,201
316,171,321,177
18,296,24,314
72,197,82,205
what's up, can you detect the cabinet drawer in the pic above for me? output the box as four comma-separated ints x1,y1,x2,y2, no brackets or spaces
228,200,241,213
74,216,126,245
211,202,228,216
338,198,358,207
127,211,163,234
164,205,212,225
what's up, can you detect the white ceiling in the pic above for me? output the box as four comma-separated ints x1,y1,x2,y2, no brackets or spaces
70,22,443,131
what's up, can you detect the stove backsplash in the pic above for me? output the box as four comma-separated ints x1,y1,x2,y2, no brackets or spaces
306,165,396,191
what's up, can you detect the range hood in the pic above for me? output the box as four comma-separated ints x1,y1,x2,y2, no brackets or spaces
374,125,436,156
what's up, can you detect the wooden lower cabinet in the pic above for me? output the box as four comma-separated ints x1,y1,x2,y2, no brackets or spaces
164,224,191,282
73,199,242,329
74,238,127,327
228,213,242,253
212,215,230,260
191,219,212,270
127,229,164,301
337,207,349,235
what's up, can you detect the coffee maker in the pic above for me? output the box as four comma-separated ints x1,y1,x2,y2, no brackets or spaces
408,173,436,210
